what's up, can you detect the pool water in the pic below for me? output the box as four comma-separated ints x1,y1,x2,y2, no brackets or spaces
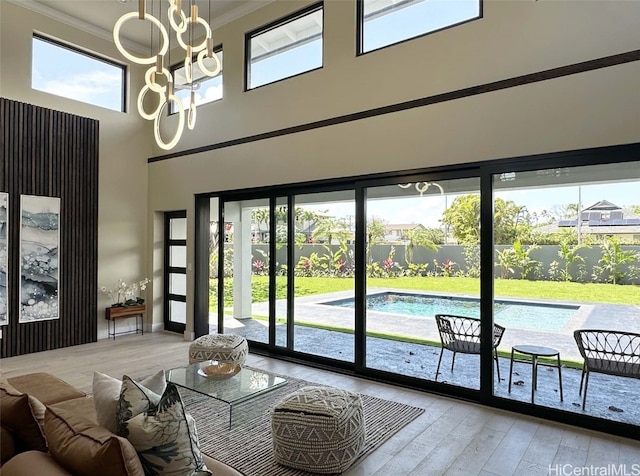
323,292,579,331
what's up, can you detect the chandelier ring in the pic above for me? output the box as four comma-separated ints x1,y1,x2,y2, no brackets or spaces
113,12,169,64
176,17,212,52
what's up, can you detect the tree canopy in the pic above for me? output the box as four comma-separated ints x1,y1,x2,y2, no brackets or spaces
441,194,535,245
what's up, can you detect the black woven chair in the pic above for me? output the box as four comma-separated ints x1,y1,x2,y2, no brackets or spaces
573,329,640,410
435,314,506,381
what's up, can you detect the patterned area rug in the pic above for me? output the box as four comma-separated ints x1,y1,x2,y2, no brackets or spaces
179,368,424,476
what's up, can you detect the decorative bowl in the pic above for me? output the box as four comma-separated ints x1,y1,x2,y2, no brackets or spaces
197,360,241,379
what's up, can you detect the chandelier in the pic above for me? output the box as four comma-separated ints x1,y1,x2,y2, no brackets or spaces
113,0,221,150
398,182,444,196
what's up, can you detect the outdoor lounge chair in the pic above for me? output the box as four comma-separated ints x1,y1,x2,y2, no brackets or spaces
435,314,505,381
573,329,640,410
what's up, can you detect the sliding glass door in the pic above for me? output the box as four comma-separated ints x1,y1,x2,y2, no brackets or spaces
364,177,482,389
196,145,640,439
221,199,270,344
492,161,640,426
292,191,355,362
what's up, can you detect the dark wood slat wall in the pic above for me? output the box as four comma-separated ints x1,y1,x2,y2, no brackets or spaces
0,97,99,357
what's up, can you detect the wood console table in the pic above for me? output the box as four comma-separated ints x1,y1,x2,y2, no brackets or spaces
105,305,145,340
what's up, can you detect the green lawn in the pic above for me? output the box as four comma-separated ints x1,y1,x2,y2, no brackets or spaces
210,276,640,310
257,276,640,305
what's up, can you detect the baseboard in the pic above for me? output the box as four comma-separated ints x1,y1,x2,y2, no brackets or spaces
150,322,164,333
184,331,195,341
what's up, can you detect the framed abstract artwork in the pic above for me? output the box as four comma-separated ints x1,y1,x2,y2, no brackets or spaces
0,192,7,325
19,195,60,323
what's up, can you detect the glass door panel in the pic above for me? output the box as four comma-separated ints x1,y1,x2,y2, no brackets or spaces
222,199,270,344
208,197,220,334
275,197,289,348
170,246,186,267
169,300,186,324
169,273,186,295
293,191,355,362
492,162,640,426
364,178,481,389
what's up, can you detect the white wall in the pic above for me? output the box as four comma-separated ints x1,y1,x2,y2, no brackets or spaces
147,1,640,334
0,1,152,339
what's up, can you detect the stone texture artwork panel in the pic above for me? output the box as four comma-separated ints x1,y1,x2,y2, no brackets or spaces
0,192,7,325
19,195,60,323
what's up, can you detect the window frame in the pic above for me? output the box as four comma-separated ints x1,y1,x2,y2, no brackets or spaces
356,0,483,56
244,2,324,91
32,33,127,113
168,44,224,115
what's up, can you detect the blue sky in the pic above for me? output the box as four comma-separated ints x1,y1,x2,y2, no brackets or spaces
302,181,640,228
32,37,124,111
363,0,479,52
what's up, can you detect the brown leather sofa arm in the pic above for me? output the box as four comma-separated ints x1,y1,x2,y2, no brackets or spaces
0,451,72,476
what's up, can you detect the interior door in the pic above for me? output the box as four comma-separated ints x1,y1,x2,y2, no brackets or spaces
164,211,187,334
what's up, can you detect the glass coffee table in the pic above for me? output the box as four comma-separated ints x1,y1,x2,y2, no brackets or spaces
167,363,287,427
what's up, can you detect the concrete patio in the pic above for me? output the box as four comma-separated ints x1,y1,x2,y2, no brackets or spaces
212,290,640,426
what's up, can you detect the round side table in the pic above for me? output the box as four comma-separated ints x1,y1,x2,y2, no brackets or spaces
508,344,563,403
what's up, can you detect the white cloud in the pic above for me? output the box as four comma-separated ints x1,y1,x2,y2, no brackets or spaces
35,70,121,104
204,84,223,101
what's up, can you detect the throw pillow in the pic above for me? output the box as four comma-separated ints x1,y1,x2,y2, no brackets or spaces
44,405,144,476
125,382,211,476
0,377,47,452
94,370,166,434
116,375,163,438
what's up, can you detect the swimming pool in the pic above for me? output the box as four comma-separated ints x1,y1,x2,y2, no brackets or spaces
322,292,579,331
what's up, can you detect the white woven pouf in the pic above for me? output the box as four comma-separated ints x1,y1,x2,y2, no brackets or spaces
188,334,248,365
271,386,365,474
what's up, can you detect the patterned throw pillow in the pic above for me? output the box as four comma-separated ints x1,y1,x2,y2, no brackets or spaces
124,383,211,476
93,370,166,434
115,375,163,438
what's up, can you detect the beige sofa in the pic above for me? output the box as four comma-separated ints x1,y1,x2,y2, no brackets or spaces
0,372,242,476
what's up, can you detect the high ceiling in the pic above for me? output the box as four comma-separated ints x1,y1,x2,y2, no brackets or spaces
14,0,273,52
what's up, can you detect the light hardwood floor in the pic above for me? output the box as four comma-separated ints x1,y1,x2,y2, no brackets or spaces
1,332,638,476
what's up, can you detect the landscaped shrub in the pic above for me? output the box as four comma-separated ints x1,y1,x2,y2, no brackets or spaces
591,237,639,284
496,240,541,280
547,241,588,282
403,262,430,277
462,245,481,278
432,258,458,277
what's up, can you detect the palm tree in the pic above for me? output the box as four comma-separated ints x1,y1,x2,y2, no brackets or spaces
251,208,269,243
313,216,351,245
404,227,438,265
366,217,387,264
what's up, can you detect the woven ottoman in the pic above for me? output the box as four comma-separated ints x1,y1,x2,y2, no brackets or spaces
271,386,365,473
188,334,248,365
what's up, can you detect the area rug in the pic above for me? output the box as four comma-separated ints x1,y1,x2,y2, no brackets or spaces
178,367,425,476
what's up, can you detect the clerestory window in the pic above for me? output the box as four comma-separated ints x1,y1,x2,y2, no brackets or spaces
358,0,481,54
246,3,323,90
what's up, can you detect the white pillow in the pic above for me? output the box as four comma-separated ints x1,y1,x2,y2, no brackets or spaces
92,370,166,433
125,382,211,476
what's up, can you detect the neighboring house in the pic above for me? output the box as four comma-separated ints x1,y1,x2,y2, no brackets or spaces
545,200,640,242
384,224,426,242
